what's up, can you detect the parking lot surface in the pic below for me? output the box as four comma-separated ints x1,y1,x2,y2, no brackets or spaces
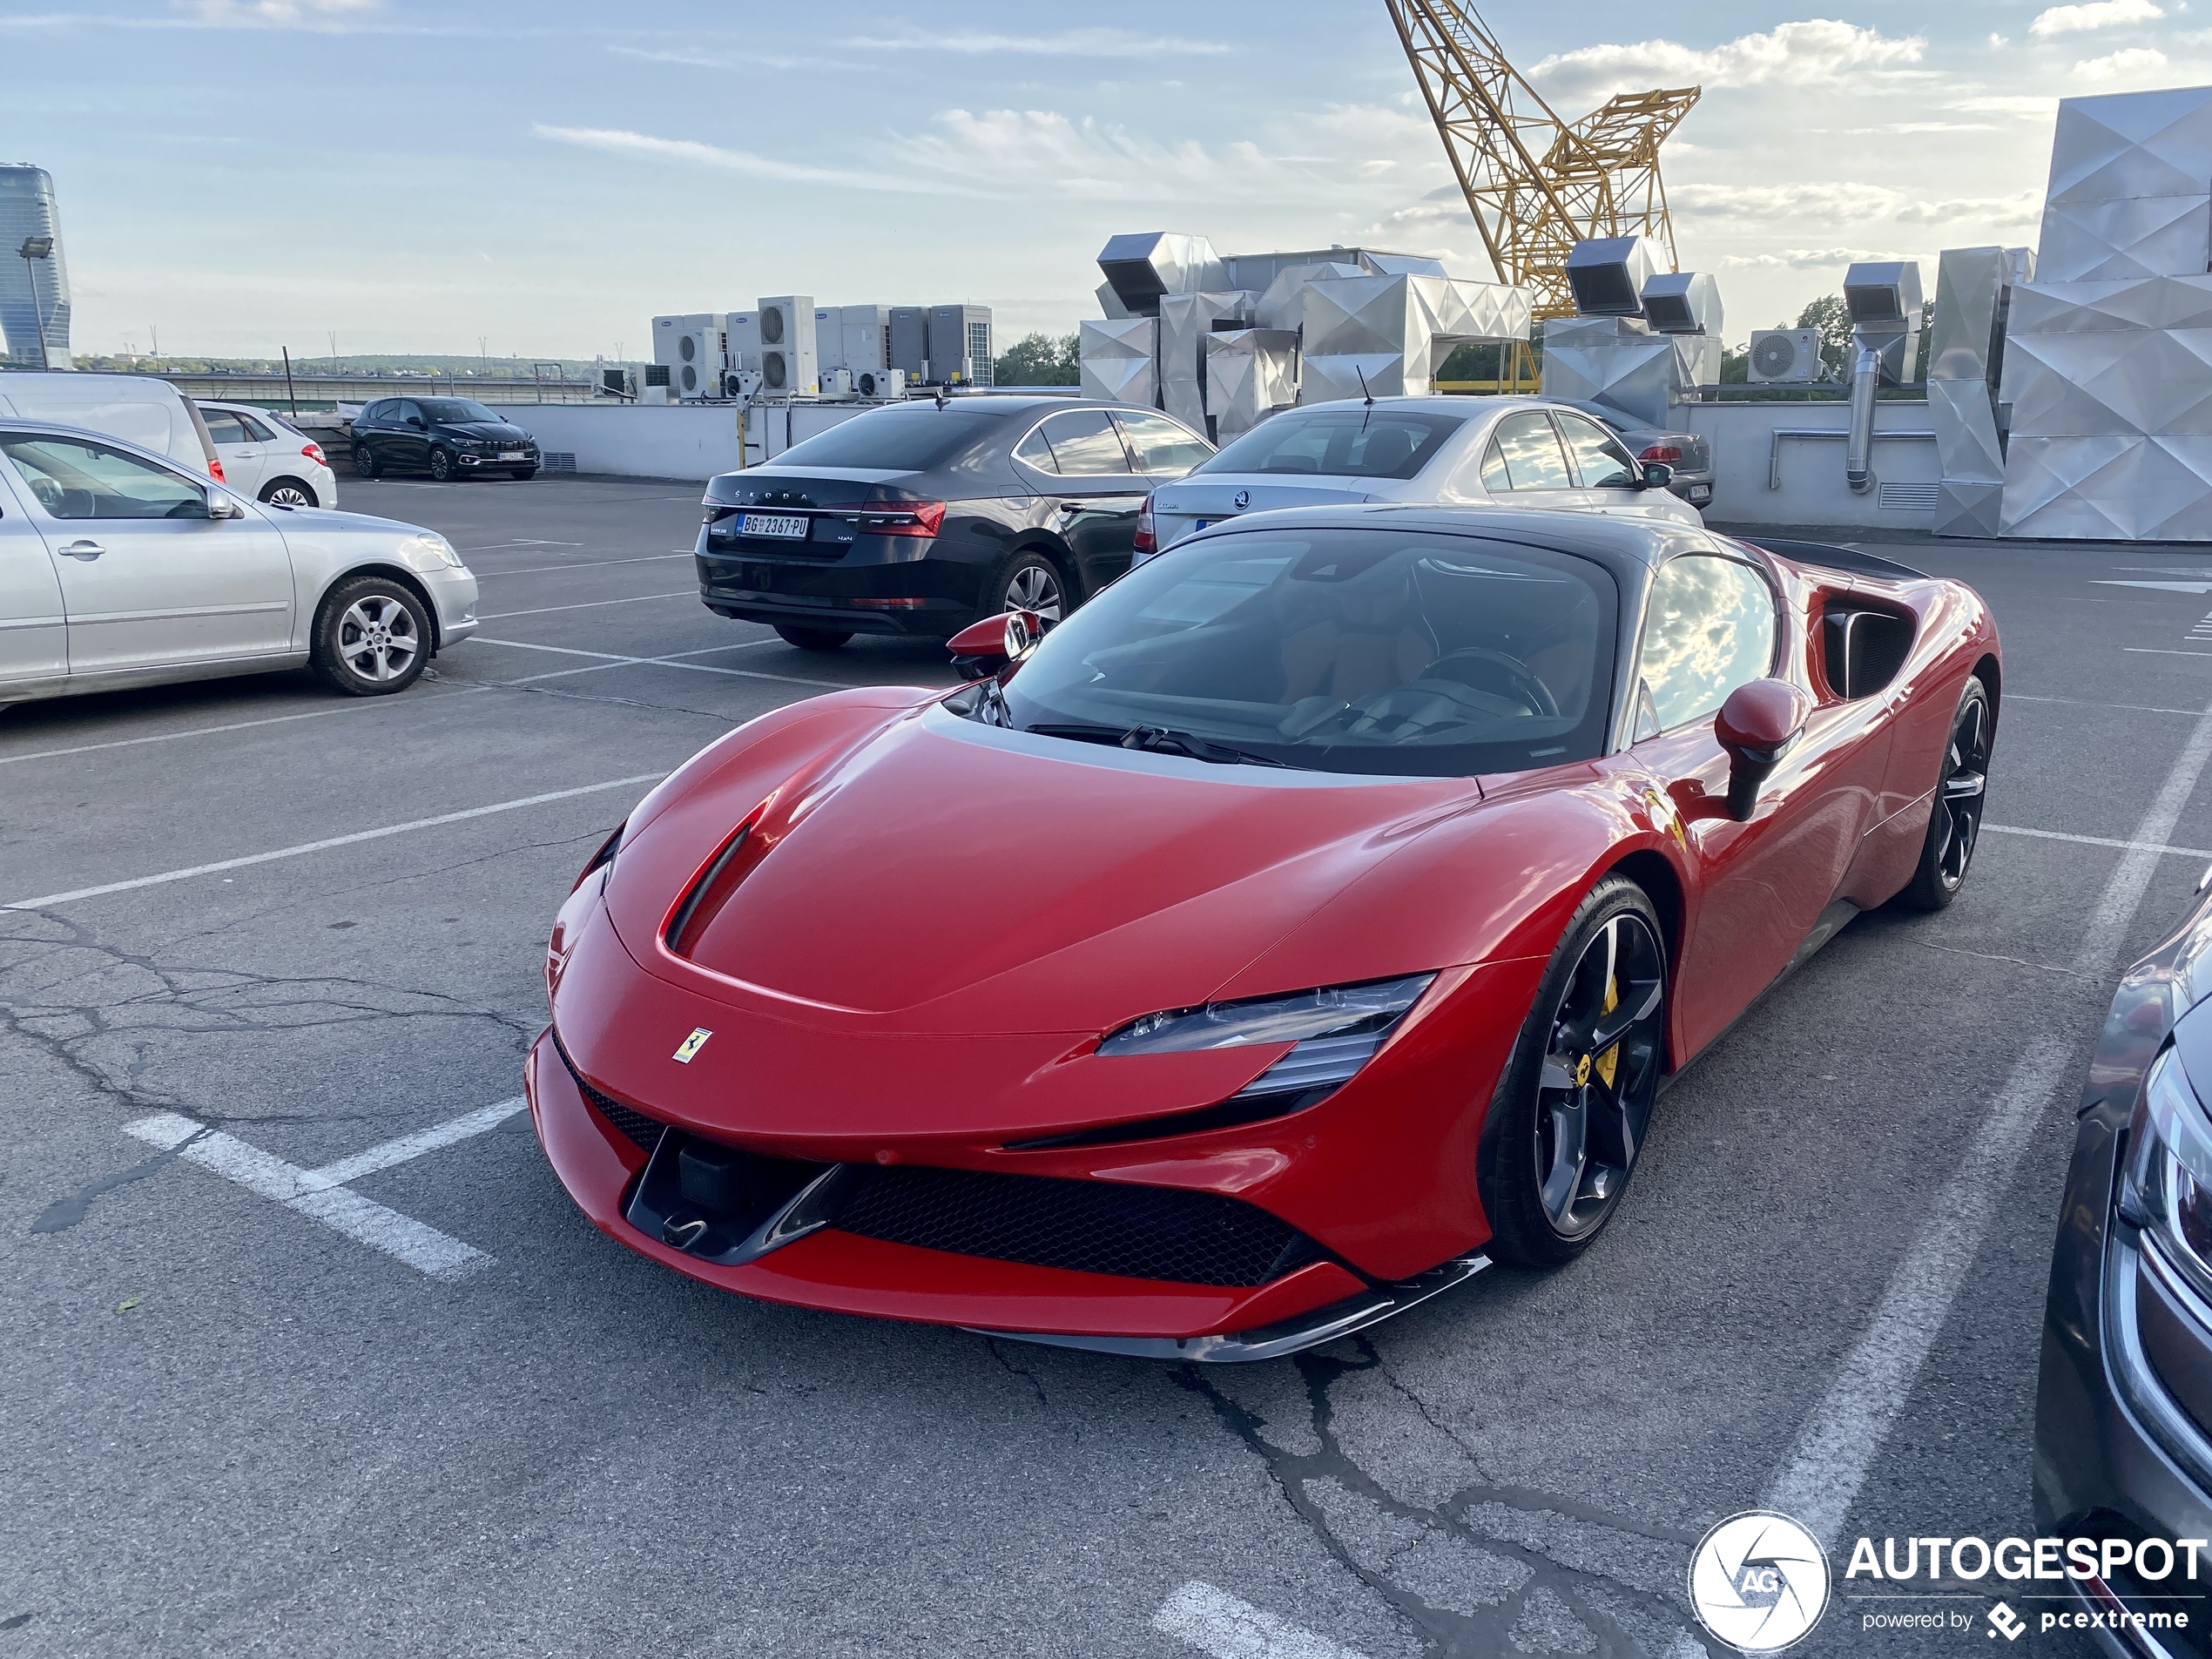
4,475,2205,1656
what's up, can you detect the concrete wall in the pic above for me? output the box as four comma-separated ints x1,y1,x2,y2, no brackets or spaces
1689,400,1939,529
508,401,875,482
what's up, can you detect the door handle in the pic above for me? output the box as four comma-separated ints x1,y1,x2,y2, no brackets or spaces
1057,502,1084,516
58,540,104,561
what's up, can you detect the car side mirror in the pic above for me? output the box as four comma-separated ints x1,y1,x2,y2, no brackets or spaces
206,492,246,521
947,610,1041,678
1641,462,1674,491
408,416,426,430
1713,678,1811,821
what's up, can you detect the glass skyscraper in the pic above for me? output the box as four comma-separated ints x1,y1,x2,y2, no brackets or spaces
0,165,71,369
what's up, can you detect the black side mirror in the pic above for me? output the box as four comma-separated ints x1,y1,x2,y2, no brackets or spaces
408,416,426,430
1641,462,1675,491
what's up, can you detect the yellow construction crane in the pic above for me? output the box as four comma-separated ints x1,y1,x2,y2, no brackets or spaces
1386,0,1698,381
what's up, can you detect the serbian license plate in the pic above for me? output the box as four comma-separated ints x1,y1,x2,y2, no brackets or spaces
499,449,526,461
739,513,809,540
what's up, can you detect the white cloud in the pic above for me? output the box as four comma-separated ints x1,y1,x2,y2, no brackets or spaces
1893,189,2042,225
887,108,1331,203
1948,93,2060,116
2030,0,2163,36
530,125,997,199
1670,181,1900,221
849,29,1230,57
2076,44,2171,75
1718,246,1927,270
608,44,826,71
1530,21,1925,105
185,0,373,26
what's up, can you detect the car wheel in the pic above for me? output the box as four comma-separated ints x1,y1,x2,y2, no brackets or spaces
352,445,381,479
428,448,455,482
509,468,536,482
260,478,317,509
1900,676,1992,912
991,550,1069,627
1477,876,1668,1268
311,575,431,697
773,624,853,652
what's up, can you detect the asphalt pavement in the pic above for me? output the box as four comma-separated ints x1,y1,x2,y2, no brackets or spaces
4,475,2206,1656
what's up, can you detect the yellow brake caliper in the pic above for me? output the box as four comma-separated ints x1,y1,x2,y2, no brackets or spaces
1594,976,1621,1089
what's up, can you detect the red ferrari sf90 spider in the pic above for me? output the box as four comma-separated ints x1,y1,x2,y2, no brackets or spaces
529,506,1998,1360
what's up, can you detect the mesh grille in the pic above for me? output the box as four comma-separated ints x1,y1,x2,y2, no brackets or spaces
831,1165,1325,1287
554,1034,665,1152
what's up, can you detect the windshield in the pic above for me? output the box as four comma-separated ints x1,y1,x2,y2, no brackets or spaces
771,410,999,472
991,526,1617,778
419,399,500,423
1197,409,1465,481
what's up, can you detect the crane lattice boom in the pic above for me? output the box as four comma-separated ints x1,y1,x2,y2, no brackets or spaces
1385,0,1697,320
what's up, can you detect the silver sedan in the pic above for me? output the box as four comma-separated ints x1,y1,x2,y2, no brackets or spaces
0,418,477,708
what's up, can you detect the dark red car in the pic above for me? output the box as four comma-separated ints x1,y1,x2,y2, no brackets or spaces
529,507,1998,1360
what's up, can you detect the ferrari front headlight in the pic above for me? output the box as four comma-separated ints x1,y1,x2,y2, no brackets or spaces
2121,1046,2212,1312
397,532,464,572
1101,974,1436,1098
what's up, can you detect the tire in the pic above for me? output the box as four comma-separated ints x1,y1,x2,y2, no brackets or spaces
1477,876,1669,1268
352,445,381,479
428,448,455,482
311,575,432,697
509,468,536,482
774,624,853,651
988,550,1070,627
260,477,317,509
1899,676,1993,912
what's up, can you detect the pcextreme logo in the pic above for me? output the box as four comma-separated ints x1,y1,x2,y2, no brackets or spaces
1689,1511,1832,1653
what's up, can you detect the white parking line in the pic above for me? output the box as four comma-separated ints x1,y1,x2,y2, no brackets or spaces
1764,692,2212,1547
1983,822,2212,859
126,1098,528,1281
462,539,583,550
0,687,493,768
477,591,695,620
472,637,846,689
2,773,664,912
2008,693,2204,715
474,553,691,576
2124,647,2212,658
1152,1581,1369,1659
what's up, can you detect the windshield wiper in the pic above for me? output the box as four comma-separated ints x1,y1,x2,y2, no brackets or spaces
1024,722,1294,769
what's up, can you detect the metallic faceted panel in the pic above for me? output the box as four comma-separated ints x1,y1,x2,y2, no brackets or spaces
1931,246,2033,538
1297,273,1531,403
1158,291,1258,432
1203,329,1300,439
1539,315,1683,428
1077,317,1159,408
1096,233,1226,318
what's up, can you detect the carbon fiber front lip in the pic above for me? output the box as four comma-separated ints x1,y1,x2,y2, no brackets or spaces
963,1252,1491,1364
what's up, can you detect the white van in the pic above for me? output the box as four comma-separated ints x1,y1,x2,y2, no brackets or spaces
0,372,219,478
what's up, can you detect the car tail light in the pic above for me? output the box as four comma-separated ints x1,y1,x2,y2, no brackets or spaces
859,502,946,537
301,442,327,467
1639,444,1683,463
1133,491,1156,555
208,456,226,482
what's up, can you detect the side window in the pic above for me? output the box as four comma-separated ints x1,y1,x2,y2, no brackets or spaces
1554,412,1639,489
1636,555,1778,735
361,401,390,426
0,435,207,521
239,412,275,442
200,409,251,445
1479,437,1511,492
1040,408,1134,476
1115,408,1211,474
397,401,424,426
1013,423,1058,474
1488,413,1574,490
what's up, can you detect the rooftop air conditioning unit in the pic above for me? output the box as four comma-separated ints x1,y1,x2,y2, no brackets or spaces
1748,328,1822,384
676,326,726,399
857,368,905,400
757,295,817,396
819,367,857,401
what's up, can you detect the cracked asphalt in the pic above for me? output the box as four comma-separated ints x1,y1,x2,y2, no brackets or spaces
3,475,2206,1656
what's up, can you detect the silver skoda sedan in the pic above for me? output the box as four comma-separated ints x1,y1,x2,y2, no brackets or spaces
0,419,477,708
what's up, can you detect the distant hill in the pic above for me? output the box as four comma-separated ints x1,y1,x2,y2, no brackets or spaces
71,353,613,377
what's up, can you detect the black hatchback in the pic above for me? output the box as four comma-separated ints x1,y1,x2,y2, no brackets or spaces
695,395,1211,650
351,396,540,482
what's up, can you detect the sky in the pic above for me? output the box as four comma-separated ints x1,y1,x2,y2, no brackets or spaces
3,0,2202,361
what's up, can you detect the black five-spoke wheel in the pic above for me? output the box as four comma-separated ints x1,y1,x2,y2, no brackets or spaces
1480,877,1669,1266
1904,675,1992,911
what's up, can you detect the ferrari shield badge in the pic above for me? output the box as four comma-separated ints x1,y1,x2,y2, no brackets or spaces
671,1028,712,1064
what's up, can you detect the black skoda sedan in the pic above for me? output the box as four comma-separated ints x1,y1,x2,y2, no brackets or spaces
695,395,1211,650
350,396,540,482
2035,870,2212,1640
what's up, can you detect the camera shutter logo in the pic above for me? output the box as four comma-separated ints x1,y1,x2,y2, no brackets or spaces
1688,1511,1831,1653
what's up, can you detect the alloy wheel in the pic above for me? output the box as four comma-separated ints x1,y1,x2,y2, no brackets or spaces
337,594,420,683
265,483,314,509
1003,562,1065,625
1532,911,1667,1239
1932,695,1990,889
